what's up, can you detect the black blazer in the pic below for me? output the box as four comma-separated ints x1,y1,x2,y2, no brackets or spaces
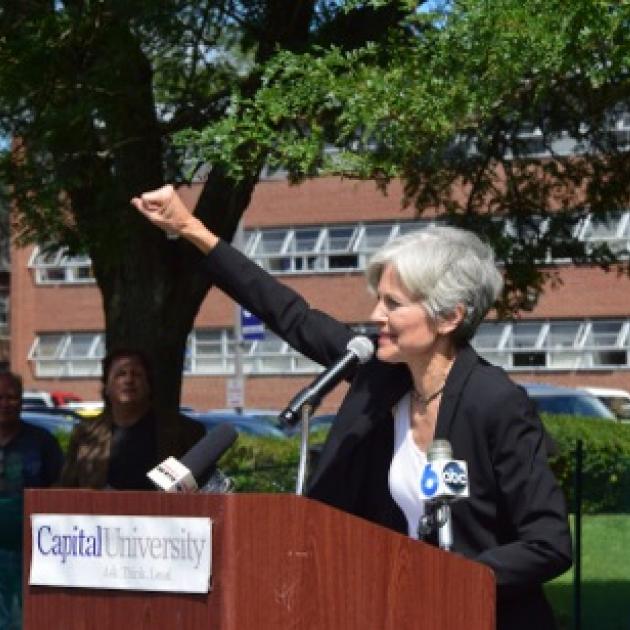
205,241,572,629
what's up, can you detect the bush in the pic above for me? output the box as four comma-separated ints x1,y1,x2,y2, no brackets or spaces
543,415,630,514
54,430,71,453
219,435,300,492
219,429,329,493
218,419,630,515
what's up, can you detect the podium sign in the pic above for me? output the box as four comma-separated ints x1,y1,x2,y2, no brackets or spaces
23,491,495,630
29,513,212,593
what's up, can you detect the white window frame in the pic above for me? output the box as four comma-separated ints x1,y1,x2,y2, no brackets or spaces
29,318,630,379
185,329,322,376
245,221,431,274
472,319,630,371
28,333,104,377
29,245,94,285
27,211,630,285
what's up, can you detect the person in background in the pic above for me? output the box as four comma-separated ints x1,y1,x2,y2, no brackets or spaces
0,371,63,630
60,348,205,489
132,185,572,630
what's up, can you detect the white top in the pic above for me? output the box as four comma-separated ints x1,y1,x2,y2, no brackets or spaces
388,392,427,539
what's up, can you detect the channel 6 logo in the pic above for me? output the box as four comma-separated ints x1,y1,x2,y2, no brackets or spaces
442,461,468,494
419,459,469,500
420,463,440,498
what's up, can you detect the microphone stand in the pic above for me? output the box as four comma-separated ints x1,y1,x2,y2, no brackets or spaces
295,403,314,496
417,501,453,551
435,503,453,551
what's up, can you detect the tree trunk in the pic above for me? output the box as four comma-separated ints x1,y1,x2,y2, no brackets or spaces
85,167,258,456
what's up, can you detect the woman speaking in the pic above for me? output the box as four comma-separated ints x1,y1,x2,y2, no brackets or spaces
132,185,572,630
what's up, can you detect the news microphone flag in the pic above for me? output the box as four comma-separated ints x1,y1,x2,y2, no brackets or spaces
147,423,238,492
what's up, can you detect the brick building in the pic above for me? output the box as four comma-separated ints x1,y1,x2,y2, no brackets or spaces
9,176,630,412
0,271,8,371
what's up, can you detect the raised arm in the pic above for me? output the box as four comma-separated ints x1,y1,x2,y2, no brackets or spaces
131,185,219,254
131,185,355,369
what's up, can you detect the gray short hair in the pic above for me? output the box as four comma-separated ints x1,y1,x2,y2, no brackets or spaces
366,225,503,343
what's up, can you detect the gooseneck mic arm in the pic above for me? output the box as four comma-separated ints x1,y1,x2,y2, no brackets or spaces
281,335,374,496
279,336,375,427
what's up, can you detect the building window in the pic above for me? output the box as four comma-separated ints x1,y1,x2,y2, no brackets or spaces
28,211,630,284
29,246,94,284
578,211,630,255
28,333,104,377
185,329,321,375
472,319,630,371
244,213,630,275
184,318,630,375
29,329,323,378
28,319,630,379
246,221,429,274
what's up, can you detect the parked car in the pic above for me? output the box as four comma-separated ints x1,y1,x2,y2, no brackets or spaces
22,389,83,408
22,406,82,420
296,385,618,437
21,409,80,436
521,383,617,420
287,413,336,437
187,411,287,439
208,408,286,432
579,386,630,421
61,400,104,418
50,390,83,407
22,390,55,409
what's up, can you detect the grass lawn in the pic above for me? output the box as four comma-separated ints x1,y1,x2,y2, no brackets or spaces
545,514,630,630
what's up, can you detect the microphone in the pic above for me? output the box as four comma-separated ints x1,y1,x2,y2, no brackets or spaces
147,423,238,492
279,335,375,426
419,439,469,551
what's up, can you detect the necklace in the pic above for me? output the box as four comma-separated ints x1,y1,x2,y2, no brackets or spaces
411,383,445,406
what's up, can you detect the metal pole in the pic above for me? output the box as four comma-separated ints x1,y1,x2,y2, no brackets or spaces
295,404,313,496
232,222,245,414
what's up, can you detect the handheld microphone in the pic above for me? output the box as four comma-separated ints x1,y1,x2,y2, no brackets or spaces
147,423,238,492
279,335,374,426
419,439,469,551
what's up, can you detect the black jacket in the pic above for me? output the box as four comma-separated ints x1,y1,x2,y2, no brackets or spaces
204,241,573,629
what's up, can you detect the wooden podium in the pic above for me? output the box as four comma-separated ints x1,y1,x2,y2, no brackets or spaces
23,489,495,629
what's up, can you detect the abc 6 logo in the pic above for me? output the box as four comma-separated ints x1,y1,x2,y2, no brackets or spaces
442,461,468,493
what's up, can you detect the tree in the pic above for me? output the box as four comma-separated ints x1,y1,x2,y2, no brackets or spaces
2,1,629,442
181,0,630,314
0,1,405,446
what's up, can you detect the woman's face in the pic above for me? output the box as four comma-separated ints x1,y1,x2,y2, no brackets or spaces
104,356,150,407
369,264,456,365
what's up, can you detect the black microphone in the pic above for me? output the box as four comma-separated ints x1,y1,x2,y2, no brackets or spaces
279,335,375,426
419,439,469,551
147,423,238,492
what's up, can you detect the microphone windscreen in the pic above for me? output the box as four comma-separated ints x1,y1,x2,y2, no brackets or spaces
181,423,238,483
427,439,453,462
347,335,374,364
